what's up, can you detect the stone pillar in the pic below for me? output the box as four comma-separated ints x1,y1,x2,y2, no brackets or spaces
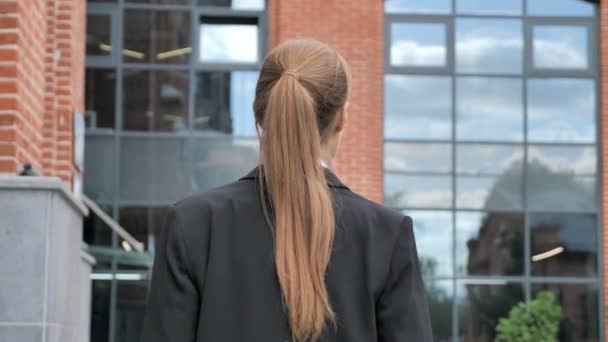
0,176,92,342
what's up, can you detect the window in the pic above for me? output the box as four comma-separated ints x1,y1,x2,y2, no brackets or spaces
383,0,600,338
84,1,265,340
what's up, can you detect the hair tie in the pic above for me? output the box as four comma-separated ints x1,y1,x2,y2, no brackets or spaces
282,71,299,81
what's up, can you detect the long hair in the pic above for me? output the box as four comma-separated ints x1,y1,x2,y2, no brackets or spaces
252,39,350,341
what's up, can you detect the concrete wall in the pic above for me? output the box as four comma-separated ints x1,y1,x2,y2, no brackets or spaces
0,176,92,342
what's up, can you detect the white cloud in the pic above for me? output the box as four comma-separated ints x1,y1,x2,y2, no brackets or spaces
391,41,445,67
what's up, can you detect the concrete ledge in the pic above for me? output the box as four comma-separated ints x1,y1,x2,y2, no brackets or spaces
0,176,88,217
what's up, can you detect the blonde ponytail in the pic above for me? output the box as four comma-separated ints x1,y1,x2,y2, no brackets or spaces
253,39,350,341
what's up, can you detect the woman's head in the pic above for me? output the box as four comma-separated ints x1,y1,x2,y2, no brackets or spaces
254,39,350,158
253,39,350,341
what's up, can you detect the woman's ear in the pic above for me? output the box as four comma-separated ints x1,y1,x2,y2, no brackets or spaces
334,102,349,133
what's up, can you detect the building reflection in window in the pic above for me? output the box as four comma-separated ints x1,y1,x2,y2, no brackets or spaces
457,282,524,342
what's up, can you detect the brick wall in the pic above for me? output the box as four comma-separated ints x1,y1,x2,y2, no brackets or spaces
0,0,85,187
267,0,384,203
600,1,608,339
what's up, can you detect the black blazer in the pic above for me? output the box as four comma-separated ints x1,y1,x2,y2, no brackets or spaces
141,168,433,342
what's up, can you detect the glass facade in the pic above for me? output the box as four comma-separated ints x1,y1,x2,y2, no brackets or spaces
84,1,265,341
384,0,600,341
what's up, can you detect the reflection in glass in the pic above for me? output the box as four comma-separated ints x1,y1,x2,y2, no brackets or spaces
124,11,191,64
189,138,259,192
406,210,453,277
87,15,111,56
384,75,452,140
85,69,116,128
90,280,111,342
527,145,596,175
532,284,599,342
527,79,595,143
456,175,522,210
385,174,452,208
119,136,190,203
390,23,446,67
457,0,522,15
527,0,594,17
384,142,451,173
456,19,523,74
527,174,596,212
456,77,523,142
456,212,523,276
533,26,589,70
385,0,451,14
530,213,597,277
84,135,115,202
119,207,168,252
198,0,265,10
123,69,189,132
457,144,523,175
119,137,257,203
115,280,149,342
194,71,258,136
200,23,258,63
457,282,524,342
423,279,453,341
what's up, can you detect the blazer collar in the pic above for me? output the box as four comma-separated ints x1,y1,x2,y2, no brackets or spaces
239,166,350,190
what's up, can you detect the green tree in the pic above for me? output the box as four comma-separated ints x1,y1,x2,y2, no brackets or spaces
495,291,561,342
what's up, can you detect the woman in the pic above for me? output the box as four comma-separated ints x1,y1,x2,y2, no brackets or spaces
141,39,432,342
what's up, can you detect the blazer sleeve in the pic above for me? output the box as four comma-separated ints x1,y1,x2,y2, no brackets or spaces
376,217,433,342
141,205,200,342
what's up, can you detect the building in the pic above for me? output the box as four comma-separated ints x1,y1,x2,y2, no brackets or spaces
0,0,605,341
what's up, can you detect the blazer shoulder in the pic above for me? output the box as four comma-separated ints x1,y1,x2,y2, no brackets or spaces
338,190,412,231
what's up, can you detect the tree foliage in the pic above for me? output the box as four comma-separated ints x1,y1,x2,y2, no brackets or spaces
495,291,561,342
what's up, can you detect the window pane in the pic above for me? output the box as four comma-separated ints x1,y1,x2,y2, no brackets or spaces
123,70,189,132
532,284,599,341
84,135,115,202
119,136,191,203
384,142,451,173
115,280,148,342
456,175,522,210
390,23,446,67
457,282,524,342
456,212,524,276
456,19,523,74
83,204,113,248
124,11,191,64
198,0,265,10
385,0,451,14
533,26,589,70
384,174,452,208
200,22,258,64
527,79,595,143
119,207,168,252
125,0,189,5
189,138,259,192
90,280,111,342
456,144,523,176
457,0,522,15
194,71,258,137
120,137,257,203
87,15,111,56
527,145,596,176
530,213,597,277
527,174,596,211
528,0,594,17
424,279,453,341
406,210,453,277
456,77,523,142
85,69,116,129
384,75,452,140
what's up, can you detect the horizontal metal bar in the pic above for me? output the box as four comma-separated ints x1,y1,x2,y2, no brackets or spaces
82,195,145,252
